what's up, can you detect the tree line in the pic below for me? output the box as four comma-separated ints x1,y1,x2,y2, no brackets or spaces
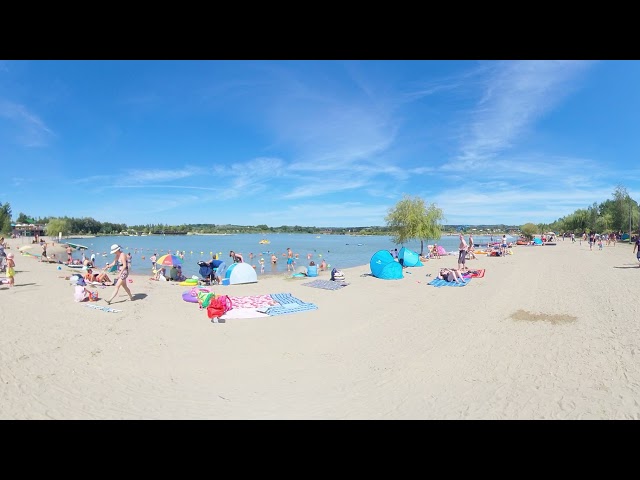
4,186,635,242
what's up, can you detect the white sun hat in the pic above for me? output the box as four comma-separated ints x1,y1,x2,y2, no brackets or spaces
110,244,121,254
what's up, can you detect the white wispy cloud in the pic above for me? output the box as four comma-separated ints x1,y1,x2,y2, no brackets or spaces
0,100,55,147
444,60,594,169
123,166,207,183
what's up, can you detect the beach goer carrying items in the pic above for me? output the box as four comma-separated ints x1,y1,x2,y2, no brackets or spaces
105,244,134,305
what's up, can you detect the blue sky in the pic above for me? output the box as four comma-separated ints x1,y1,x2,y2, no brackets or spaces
1,60,639,227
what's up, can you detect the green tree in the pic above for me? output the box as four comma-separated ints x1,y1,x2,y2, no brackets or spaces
0,202,12,234
385,195,445,255
16,212,31,223
520,223,538,240
45,218,70,238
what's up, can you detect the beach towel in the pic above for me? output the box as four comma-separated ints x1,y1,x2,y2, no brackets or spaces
302,279,349,290
261,293,318,316
427,278,471,287
83,304,122,313
228,294,277,309
463,269,485,278
220,308,270,320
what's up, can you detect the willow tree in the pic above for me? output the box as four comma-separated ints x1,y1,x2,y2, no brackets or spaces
385,195,445,256
45,218,70,239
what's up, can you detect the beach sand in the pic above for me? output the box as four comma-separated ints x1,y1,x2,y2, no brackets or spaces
2,237,640,419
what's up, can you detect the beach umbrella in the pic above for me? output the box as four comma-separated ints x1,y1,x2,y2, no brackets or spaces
156,254,182,267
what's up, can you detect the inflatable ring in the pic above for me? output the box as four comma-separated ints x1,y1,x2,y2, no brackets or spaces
182,287,210,303
179,279,198,286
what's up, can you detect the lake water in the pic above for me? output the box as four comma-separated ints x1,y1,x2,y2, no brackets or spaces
63,233,517,278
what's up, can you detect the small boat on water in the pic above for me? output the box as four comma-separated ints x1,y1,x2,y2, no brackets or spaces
259,239,270,244
67,242,88,250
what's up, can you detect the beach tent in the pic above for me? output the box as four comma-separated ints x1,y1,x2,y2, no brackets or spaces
224,262,258,285
398,247,422,267
533,237,543,245
621,233,630,241
370,250,403,280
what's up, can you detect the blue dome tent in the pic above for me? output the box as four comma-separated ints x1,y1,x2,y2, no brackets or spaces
398,247,422,267
223,262,258,285
370,250,403,280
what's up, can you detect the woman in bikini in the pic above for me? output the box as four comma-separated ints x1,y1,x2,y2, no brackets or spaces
105,244,133,305
438,268,465,284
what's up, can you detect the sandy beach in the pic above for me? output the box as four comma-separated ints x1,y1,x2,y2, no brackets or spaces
2,237,640,419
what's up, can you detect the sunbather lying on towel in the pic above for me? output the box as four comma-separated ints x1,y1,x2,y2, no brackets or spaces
438,268,465,284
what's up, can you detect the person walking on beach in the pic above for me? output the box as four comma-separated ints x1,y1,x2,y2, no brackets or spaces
150,253,157,271
66,245,73,264
41,242,47,262
633,236,640,267
458,233,468,271
105,244,134,305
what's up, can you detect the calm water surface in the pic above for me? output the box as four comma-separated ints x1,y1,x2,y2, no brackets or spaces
57,233,516,278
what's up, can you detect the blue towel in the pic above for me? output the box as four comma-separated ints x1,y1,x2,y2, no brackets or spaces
427,278,471,288
267,293,318,316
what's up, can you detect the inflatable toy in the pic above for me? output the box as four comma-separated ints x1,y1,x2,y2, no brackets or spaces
182,287,211,303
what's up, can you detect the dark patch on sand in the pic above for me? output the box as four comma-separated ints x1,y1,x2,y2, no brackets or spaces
510,309,577,324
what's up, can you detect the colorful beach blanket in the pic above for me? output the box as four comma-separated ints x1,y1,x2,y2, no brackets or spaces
260,293,318,316
228,294,277,309
427,278,471,288
301,279,349,290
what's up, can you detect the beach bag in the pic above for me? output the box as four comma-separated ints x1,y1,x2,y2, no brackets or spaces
331,268,345,281
206,295,233,319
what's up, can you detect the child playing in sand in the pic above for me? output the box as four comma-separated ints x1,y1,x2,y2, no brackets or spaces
6,252,15,287
72,277,96,302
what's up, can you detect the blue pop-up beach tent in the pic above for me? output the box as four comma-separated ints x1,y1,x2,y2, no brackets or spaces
533,237,543,245
398,247,422,267
370,250,403,280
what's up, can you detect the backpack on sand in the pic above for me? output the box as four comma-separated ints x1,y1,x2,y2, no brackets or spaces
206,295,233,319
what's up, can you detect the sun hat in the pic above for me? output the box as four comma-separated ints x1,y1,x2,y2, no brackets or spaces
7,252,14,259
110,244,121,254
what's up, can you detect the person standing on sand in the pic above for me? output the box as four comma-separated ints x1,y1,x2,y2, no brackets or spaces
105,244,134,305
468,234,476,260
633,236,640,267
66,245,73,264
41,242,47,262
458,233,468,271
150,253,157,271
6,252,15,287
